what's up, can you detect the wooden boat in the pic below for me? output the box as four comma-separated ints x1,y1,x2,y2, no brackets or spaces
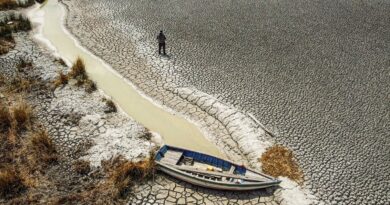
155,145,281,191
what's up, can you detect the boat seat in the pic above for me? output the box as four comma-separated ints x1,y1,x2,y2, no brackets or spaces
228,166,235,174
160,150,183,165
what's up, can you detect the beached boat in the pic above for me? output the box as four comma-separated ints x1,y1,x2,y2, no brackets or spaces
155,145,281,191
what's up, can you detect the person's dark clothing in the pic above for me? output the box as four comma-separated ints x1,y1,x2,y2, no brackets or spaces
159,43,166,55
157,32,166,55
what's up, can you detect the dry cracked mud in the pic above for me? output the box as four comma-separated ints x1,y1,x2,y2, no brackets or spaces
0,21,284,205
61,0,390,204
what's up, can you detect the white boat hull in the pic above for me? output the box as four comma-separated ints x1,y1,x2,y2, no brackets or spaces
157,162,279,191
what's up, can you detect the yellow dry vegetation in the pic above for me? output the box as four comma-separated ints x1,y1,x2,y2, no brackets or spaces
260,145,303,183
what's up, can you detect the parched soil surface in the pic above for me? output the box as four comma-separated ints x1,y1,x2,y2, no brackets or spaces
0,22,283,205
61,0,390,204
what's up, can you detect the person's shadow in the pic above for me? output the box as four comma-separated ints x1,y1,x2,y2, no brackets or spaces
159,54,171,60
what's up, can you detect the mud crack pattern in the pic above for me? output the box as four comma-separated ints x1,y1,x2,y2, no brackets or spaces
61,0,390,204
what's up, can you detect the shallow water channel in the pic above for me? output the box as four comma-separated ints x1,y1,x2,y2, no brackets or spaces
32,0,223,157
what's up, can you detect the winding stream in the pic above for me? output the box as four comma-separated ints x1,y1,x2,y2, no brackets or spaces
29,0,223,157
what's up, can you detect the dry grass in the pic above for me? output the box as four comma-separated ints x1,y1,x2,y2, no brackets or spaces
0,104,12,131
0,12,32,55
54,58,67,66
35,0,46,4
53,71,68,88
0,36,15,55
55,57,98,93
0,0,35,10
0,74,5,85
11,100,32,130
103,98,117,113
0,168,26,199
72,160,91,175
103,155,156,198
84,79,96,93
0,106,56,200
0,13,32,32
68,57,87,80
27,129,58,168
140,130,153,141
0,0,17,10
259,145,303,182
8,76,34,93
53,155,156,204
17,58,33,71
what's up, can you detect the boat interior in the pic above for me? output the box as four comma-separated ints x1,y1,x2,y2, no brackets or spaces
157,146,271,184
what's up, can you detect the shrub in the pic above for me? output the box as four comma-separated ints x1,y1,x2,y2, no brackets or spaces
72,160,91,175
259,145,303,182
11,100,32,130
0,168,26,199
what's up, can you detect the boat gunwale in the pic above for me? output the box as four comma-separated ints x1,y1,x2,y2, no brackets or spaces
156,161,281,189
155,145,281,186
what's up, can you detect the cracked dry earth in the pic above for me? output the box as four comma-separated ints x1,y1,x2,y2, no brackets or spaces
0,32,151,164
61,0,390,204
1,28,283,205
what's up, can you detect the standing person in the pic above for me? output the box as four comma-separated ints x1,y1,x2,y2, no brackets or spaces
157,30,166,55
